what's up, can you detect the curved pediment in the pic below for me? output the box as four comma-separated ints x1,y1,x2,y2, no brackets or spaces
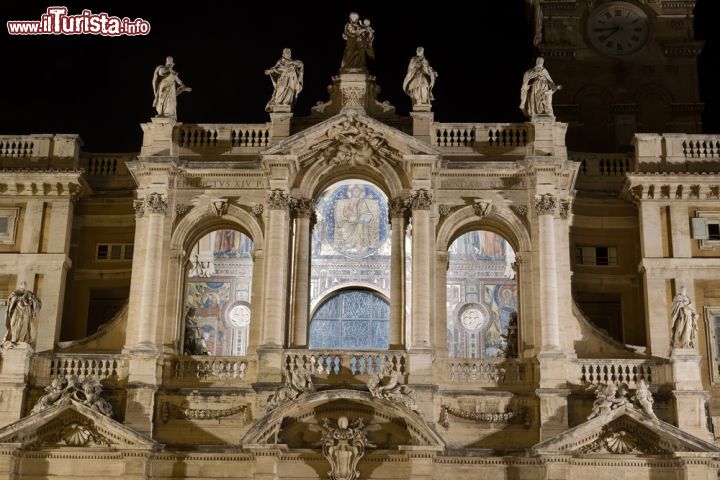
241,389,445,450
262,111,441,168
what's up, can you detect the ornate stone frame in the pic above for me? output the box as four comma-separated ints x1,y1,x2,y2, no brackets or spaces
0,207,20,245
704,306,720,385
695,211,720,251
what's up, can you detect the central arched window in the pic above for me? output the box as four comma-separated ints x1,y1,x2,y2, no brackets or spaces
446,230,518,358
309,289,389,349
310,180,391,349
183,228,254,356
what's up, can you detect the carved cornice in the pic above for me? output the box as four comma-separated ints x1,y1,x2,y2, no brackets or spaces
405,189,433,211
623,174,720,204
534,194,557,216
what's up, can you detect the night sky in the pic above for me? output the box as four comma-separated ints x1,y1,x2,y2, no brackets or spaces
0,1,717,152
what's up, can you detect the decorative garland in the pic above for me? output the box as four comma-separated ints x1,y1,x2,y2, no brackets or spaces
439,404,530,429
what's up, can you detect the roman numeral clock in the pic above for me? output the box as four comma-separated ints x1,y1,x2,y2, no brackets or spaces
587,1,650,56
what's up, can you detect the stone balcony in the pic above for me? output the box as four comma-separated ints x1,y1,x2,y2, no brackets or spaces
433,123,532,157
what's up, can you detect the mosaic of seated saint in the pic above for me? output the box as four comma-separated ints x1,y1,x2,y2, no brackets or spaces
316,183,389,259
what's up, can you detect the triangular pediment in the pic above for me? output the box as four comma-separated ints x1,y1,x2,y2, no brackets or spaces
262,110,440,167
533,405,719,455
0,403,158,451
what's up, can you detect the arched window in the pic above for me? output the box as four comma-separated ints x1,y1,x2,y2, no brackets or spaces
446,230,518,358
310,180,391,349
183,229,253,356
309,289,390,349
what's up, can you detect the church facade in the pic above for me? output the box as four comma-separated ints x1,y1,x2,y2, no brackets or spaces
1,2,720,478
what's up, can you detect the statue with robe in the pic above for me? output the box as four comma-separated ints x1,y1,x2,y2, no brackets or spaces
519,57,561,119
402,47,438,107
152,56,192,119
340,12,375,72
2,281,41,348
264,48,304,112
670,286,698,349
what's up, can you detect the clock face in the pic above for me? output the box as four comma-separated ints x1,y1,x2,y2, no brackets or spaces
587,2,650,56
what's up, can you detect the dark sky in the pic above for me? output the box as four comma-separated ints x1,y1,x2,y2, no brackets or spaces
0,1,717,152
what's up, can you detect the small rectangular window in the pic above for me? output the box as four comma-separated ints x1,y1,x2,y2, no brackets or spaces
97,244,109,260
709,223,720,241
96,243,134,261
0,217,8,235
110,244,122,260
575,246,617,266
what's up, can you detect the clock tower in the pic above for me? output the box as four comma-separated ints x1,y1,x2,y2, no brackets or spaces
528,0,703,152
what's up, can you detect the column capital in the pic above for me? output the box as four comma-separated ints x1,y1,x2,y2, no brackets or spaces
558,198,572,220
290,197,314,218
267,189,292,211
405,189,433,211
145,192,168,216
436,251,449,266
534,193,557,216
389,197,408,217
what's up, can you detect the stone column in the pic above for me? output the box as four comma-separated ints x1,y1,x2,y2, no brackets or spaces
389,198,407,349
123,193,167,435
290,199,312,348
535,194,560,351
258,190,292,380
408,190,434,350
34,198,74,352
20,199,43,253
433,251,449,359
134,193,168,351
669,204,691,258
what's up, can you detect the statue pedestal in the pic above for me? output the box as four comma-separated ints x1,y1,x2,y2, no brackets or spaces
670,349,711,440
140,116,177,156
410,110,434,144
269,111,293,141
0,344,34,425
529,117,567,157
338,73,368,110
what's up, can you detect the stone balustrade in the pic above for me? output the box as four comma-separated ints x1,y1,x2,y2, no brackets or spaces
174,124,272,154
31,353,129,386
634,133,720,172
0,134,82,165
570,151,633,192
165,355,250,386
433,123,531,154
82,154,134,176
570,358,669,388
284,350,408,378
443,358,528,386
